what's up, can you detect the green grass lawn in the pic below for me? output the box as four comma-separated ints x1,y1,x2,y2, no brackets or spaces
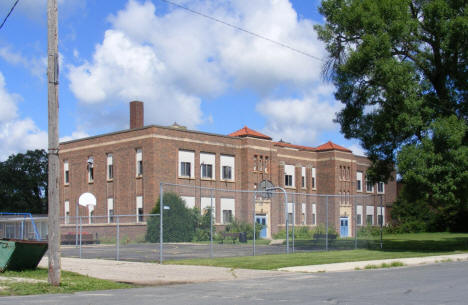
167,232,468,270
0,268,134,296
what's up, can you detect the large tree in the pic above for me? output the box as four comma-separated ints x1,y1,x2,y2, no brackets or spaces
315,0,467,230
0,150,48,214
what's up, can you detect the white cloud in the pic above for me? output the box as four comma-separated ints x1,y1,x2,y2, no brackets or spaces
0,72,47,160
0,0,86,21
0,46,47,79
257,85,341,145
60,130,90,143
67,0,328,132
348,144,366,156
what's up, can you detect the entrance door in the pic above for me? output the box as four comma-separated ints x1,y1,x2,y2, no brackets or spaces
255,215,267,238
340,217,349,237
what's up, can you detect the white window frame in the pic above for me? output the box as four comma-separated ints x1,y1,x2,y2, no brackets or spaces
284,165,295,188
107,198,114,223
107,153,113,180
356,171,363,192
366,177,374,193
366,206,374,225
64,161,69,185
312,167,316,189
301,203,306,225
201,197,216,221
377,182,385,194
220,155,235,181
301,167,306,189
136,196,143,223
200,152,215,180
220,198,235,224
181,196,195,209
87,156,94,183
356,205,363,225
312,203,317,225
377,206,385,225
136,149,143,177
64,200,70,224
179,150,194,178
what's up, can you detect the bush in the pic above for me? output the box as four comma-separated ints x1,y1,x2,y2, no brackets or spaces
273,225,336,239
223,219,262,240
145,193,197,242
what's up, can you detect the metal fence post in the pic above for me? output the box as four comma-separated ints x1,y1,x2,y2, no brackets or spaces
325,195,329,251
116,215,120,261
292,194,295,253
253,191,256,256
380,195,383,249
159,183,164,264
210,189,213,258
285,192,289,254
79,216,82,258
354,196,358,250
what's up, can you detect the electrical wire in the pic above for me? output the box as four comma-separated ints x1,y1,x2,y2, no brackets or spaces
159,0,324,62
0,0,19,31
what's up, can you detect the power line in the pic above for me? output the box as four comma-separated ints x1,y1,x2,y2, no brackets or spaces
159,0,324,62
0,0,19,31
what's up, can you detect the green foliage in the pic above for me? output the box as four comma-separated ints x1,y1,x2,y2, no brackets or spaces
145,193,197,242
192,208,214,242
0,150,48,214
273,225,336,239
223,219,262,240
315,0,468,231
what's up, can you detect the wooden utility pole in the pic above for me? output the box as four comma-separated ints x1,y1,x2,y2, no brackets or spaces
47,0,61,286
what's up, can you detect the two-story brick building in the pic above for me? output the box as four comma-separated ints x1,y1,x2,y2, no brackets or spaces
59,101,396,239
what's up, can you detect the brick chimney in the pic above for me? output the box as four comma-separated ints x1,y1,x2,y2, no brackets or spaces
130,101,144,129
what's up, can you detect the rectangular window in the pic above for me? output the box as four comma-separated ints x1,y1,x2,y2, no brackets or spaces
366,178,374,192
264,156,269,173
366,206,374,225
356,171,363,191
301,167,306,188
356,205,363,225
287,202,294,224
179,150,194,178
201,163,213,179
222,166,232,180
312,203,317,225
284,165,295,188
88,205,94,224
181,196,195,209
253,155,257,171
107,154,113,180
107,198,114,223
200,152,215,179
136,149,143,176
201,197,216,221
87,156,94,183
136,196,143,222
312,167,316,189
301,203,306,225
64,161,69,185
220,198,234,224
222,210,233,224
220,155,235,181
377,182,385,193
64,200,70,224
258,156,263,171
377,207,385,225
180,162,191,177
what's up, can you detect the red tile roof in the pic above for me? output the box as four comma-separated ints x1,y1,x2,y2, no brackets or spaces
315,141,352,153
228,126,272,140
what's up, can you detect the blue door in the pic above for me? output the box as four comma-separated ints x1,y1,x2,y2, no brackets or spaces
255,215,267,238
340,217,349,237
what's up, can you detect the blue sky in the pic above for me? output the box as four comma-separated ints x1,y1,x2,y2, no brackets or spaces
0,0,365,160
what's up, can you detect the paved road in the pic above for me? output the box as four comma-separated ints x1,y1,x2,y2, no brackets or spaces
3,261,468,304
61,242,291,261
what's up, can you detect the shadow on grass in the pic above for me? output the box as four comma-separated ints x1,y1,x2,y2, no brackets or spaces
293,236,468,252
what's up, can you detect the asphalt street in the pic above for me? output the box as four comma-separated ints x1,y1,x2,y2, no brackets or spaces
3,261,468,305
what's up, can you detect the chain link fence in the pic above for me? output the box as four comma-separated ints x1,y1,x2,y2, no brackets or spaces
4,183,387,262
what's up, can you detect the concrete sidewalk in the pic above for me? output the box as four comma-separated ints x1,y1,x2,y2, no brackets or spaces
279,253,468,273
38,257,285,285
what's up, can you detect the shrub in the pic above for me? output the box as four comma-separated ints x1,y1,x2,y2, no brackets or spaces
145,192,197,242
223,219,262,240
